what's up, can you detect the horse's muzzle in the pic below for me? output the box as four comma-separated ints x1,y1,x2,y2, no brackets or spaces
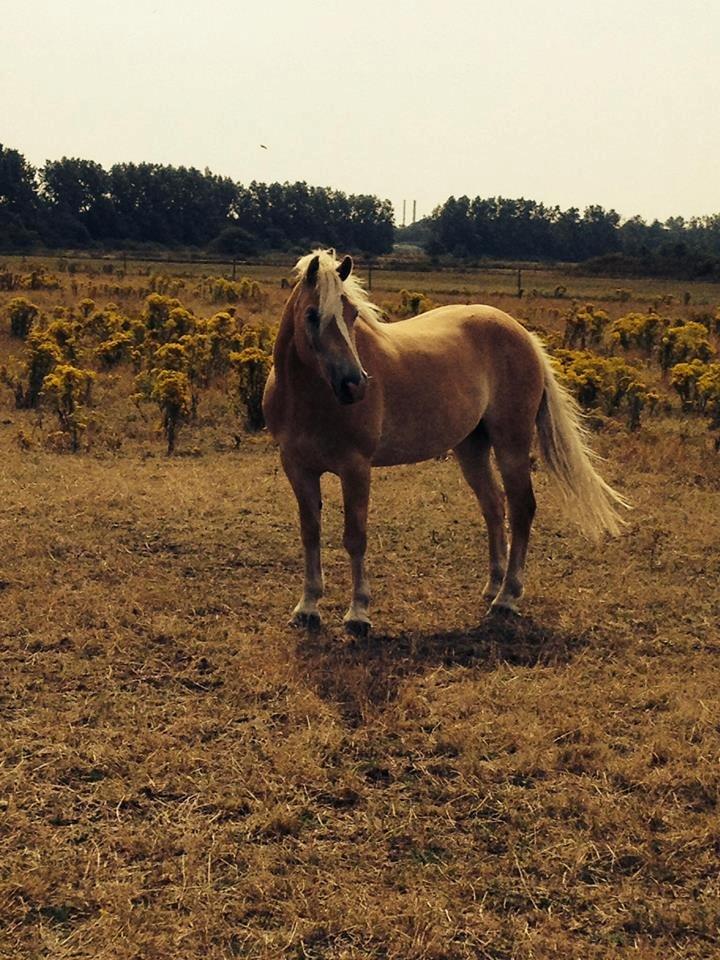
335,371,368,405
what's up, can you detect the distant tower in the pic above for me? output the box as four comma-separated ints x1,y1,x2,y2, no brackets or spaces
402,199,406,227
412,200,417,223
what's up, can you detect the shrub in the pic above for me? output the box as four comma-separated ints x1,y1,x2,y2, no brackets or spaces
147,274,185,297
230,347,272,431
176,334,212,416
1,330,64,408
673,360,720,428
78,298,96,318
697,363,720,428
142,294,192,343
45,318,80,362
694,306,720,336
397,289,434,317
84,306,145,347
563,303,610,349
670,360,706,410
554,350,650,428
96,331,135,369
626,381,659,432
150,338,210,419
0,268,17,291
659,322,715,372
195,276,264,306
153,342,189,372
609,312,666,355
153,370,191,454
19,267,60,290
41,364,96,452
6,296,39,339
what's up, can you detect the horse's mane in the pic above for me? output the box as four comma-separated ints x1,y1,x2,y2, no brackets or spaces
294,249,385,327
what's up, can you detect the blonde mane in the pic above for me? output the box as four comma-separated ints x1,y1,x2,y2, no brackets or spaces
294,249,384,328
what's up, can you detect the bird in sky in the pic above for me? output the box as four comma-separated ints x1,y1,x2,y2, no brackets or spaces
260,144,268,149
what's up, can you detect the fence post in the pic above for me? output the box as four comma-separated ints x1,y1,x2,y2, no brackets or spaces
232,259,237,280
517,268,523,298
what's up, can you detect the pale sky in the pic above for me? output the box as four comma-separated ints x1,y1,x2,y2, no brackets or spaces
3,0,720,223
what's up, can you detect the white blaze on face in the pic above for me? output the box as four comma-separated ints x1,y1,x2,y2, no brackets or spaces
318,273,363,369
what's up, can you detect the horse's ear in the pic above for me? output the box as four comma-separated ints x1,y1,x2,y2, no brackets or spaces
305,255,320,287
337,255,353,281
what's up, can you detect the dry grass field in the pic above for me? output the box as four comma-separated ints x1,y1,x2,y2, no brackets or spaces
1,257,719,959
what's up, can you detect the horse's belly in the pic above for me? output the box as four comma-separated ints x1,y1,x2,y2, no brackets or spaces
371,395,484,466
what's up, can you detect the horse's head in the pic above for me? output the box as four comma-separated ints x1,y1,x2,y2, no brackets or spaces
295,252,369,405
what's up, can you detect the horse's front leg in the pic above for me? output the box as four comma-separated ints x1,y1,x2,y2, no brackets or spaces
340,461,372,637
282,455,324,629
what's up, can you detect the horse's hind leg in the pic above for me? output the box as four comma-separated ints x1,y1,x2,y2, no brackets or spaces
489,428,537,615
282,454,324,629
454,425,508,603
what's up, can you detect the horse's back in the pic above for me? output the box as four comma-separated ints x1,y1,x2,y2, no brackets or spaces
365,304,545,466
374,303,543,403
384,303,534,348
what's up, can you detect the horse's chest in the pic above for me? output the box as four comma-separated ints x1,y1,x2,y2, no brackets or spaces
272,395,379,470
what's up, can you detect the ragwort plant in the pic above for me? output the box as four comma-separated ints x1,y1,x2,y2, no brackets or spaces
698,363,720,428
230,331,273,431
142,294,194,344
6,296,39,339
609,311,667,356
562,303,610,349
670,360,707,411
553,349,654,430
659,322,715,372
41,364,96,452
672,360,720,428
397,289,435,317
1,329,64,408
152,370,192,455
195,276,264,307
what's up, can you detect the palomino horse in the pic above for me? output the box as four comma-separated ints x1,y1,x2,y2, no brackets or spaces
263,250,629,635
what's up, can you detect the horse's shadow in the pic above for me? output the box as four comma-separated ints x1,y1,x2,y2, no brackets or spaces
293,614,592,727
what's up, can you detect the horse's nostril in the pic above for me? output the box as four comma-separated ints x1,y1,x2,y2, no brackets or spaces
337,374,367,404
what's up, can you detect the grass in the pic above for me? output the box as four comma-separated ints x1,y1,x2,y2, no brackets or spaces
0,259,719,958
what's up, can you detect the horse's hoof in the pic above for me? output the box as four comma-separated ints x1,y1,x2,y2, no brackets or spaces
487,599,521,618
289,611,322,631
482,580,503,602
344,617,371,638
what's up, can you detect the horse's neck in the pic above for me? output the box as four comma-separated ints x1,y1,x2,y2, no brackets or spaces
272,300,296,366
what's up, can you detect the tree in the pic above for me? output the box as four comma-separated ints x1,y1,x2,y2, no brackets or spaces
0,144,40,248
41,157,116,244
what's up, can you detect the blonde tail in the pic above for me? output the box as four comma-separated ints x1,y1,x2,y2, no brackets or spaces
529,332,631,539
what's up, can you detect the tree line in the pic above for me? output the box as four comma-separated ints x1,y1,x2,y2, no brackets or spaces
3,142,720,274
0,145,395,255
404,196,720,277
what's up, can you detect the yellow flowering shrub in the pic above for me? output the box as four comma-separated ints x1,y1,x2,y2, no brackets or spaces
41,364,96,452
609,312,666,355
563,303,610,349
152,370,191,454
6,296,39,339
397,289,435,317
230,347,272,431
1,330,64,408
553,349,651,428
659,322,714,372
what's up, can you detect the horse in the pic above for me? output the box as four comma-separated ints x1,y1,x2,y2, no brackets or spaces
262,249,629,635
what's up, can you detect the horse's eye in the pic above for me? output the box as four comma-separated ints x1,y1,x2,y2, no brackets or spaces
306,307,320,327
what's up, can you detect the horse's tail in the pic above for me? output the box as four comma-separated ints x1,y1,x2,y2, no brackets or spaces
528,332,631,539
